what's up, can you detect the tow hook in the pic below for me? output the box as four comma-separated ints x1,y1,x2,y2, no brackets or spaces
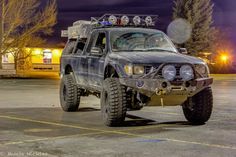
155,88,166,107
155,88,166,96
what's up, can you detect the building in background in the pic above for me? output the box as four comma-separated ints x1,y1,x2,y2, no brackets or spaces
2,47,63,74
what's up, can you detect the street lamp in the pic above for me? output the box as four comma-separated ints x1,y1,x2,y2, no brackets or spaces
220,54,229,64
221,55,229,63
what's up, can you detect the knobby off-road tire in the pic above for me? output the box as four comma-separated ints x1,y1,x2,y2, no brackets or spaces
182,87,213,124
60,74,80,112
101,78,127,127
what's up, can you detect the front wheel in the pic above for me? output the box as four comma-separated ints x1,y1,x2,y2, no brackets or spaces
182,87,213,124
101,78,127,127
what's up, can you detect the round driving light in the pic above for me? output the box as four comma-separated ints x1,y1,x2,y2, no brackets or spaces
162,65,176,81
133,16,141,25
108,15,117,25
180,65,194,81
121,15,129,25
145,16,153,26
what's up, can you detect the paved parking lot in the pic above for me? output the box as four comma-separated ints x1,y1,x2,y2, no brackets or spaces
0,77,236,157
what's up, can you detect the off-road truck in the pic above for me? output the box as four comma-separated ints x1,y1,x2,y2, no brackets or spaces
60,14,213,127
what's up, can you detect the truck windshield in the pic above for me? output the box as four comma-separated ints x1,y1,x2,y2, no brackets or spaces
110,29,177,53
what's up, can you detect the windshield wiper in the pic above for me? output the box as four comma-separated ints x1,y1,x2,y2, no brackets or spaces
145,48,176,53
113,49,145,52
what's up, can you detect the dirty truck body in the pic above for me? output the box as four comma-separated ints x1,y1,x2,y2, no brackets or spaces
60,14,213,127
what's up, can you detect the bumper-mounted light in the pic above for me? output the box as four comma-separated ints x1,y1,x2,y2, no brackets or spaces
180,65,194,81
162,65,176,81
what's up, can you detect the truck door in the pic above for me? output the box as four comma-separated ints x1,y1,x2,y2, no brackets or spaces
73,38,88,85
87,32,107,90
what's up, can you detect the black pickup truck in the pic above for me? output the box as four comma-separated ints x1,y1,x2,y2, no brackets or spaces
60,14,213,127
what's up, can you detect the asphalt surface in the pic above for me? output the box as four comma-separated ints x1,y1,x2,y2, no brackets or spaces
0,77,236,157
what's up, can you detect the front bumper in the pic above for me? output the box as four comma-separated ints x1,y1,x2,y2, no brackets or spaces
119,77,213,97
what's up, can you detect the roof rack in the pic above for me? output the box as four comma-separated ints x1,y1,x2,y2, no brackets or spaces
61,20,92,39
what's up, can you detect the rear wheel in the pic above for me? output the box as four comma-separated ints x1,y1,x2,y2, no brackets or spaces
60,74,80,112
182,87,213,124
101,78,127,127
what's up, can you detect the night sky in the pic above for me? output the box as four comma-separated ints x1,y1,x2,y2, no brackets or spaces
52,0,236,46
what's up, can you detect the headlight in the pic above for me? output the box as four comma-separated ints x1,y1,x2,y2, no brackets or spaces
124,65,133,75
124,65,144,75
133,66,144,75
195,64,208,76
162,65,176,81
180,65,194,81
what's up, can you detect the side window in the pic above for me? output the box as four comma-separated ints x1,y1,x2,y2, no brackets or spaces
62,39,76,55
95,33,106,52
86,32,106,53
86,32,98,52
75,38,87,53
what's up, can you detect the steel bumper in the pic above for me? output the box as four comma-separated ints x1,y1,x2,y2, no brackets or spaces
119,77,213,97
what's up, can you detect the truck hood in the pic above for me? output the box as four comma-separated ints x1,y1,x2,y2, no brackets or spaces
109,51,204,64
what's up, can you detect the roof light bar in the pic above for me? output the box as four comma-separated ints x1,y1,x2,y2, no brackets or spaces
62,14,158,39
91,14,158,27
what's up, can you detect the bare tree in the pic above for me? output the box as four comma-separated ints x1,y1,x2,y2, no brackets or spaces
0,0,57,70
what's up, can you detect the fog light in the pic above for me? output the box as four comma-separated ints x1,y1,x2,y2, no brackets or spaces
162,82,168,88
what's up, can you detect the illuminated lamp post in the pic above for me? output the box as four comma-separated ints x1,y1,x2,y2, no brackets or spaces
220,54,229,64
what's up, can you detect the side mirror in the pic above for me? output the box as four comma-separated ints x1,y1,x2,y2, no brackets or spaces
178,48,188,55
91,47,103,57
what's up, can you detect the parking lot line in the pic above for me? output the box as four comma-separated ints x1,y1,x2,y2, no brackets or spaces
0,115,153,138
0,115,104,132
0,115,236,150
2,132,107,146
164,138,236,150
